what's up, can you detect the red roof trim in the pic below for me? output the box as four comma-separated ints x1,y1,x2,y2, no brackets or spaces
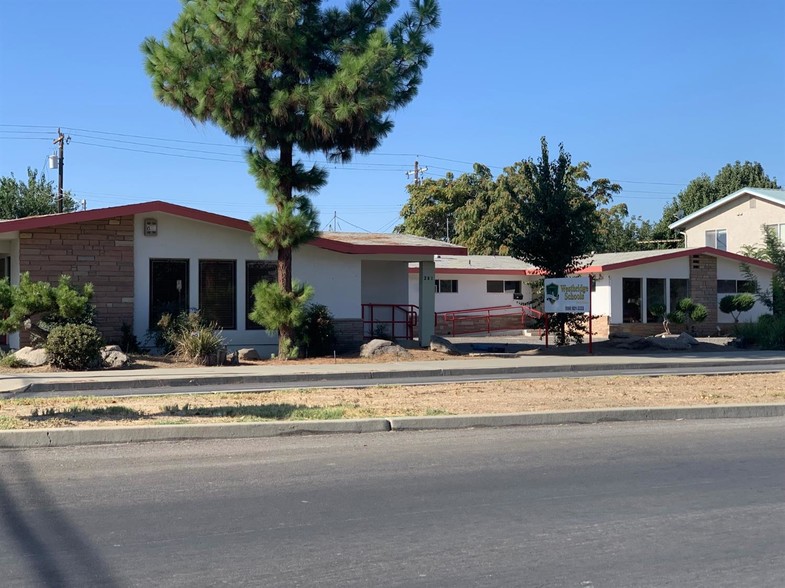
577,247,775,272
311,236,467,256
407,267,530,275
0,200,465,256
0,201,253,234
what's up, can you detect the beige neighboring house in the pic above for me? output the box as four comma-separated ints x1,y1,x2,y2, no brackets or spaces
669,187,785,254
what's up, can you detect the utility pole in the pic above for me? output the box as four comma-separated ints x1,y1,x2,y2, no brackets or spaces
52,128,71,213
406,160,428,186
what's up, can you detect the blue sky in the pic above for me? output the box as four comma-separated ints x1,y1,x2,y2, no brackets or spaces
1,0,783,235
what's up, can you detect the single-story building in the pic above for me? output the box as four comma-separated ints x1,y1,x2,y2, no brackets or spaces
409,248,775,337
0,201,466,353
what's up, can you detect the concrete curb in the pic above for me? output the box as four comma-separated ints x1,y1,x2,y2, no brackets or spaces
1,404,783,448
0,418,391,448
7,357,785,397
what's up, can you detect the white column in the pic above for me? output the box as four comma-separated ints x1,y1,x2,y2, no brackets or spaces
418,260,435,347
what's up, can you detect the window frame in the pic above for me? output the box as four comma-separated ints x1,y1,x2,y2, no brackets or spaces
436,279,458,293
198,259,237,330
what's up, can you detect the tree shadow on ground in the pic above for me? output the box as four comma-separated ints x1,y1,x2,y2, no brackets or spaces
23,405,148,425
157,403,345,420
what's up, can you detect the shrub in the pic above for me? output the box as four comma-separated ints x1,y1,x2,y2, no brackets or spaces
719,293,756,323
668,298,708,333
45,323,104,370
735,314,785,349
154,311,225,363
297,303,336,357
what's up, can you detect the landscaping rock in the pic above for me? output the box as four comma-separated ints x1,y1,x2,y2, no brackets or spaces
238,348,260,361
101,347,130,369
649,335,691,351
429,335,461,355
360,339,411,359
676,332,700,346
13,346,48,367
613,336,651,350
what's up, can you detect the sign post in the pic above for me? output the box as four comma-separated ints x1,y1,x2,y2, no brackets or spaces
543,276,592,353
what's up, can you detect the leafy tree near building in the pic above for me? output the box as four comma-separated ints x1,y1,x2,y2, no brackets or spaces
143,0,440,352
504,138,617,345
0,168,77,219
653,161,780,243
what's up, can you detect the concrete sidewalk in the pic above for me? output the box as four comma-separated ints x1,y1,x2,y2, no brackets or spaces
3,349,785,397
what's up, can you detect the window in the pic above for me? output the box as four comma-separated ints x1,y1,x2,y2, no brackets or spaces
669,278,690,312
436,279,458,293
246,261,277,329
718,279,755,294
486,280,521,294
765,224,785,240
199,260,236,329
646,278,666,323
622,278,642,323
149,259,189,329
705,229,727,251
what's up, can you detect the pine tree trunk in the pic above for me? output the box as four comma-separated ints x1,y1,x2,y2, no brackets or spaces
278,142,294,345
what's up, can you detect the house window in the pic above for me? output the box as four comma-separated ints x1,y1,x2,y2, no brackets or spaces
436,279,458,293
669,278,690,311
646,278,666,323
199,260,236,329
705,229,727,251
622,278,642,323
246,261,277,330
486,280,521,294
149,259,189,329
765,224,785,240
718,279,755,294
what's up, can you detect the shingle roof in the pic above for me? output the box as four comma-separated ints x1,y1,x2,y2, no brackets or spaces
669,187,785,230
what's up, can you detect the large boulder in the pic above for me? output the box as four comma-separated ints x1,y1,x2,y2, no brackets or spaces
611,336,651,350
238,348,260,361
676,332,700,346
101,346,130,369
360,339,411,359
12,346,49,367
429,335,461,355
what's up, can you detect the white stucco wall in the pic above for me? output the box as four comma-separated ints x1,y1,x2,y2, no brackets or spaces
716,257,772,323
590,276,611,316
294,245,361,318
408,272,534,312
682,196,785,253
361,261,409,305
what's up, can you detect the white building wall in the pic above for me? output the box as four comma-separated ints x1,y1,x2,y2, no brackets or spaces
294,245,362,318
361,261,409,305
408,272,534,312
604,258,690,325
682,196,785,253
590,277,611,316
716,257,772,323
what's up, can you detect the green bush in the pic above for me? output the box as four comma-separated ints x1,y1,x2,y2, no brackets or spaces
668,298,708,333
719,293,756,323
154,311,225,363
45,323,104,370
735,314,785,349
296,303,337,357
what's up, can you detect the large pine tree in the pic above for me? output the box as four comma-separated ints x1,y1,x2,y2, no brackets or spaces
143,0,439,348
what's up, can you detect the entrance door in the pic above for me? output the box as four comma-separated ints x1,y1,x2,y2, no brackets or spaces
150,259,189,329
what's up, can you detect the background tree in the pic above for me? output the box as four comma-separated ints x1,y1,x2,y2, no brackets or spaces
0,168,77,219
143,0,440,349
654,161,780,243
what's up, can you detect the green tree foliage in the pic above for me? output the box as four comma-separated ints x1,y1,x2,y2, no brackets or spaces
503,138,615,345
143,0,440,344
250,280,314,358
668,298,708,333
0,168,77,218
719,293,756,323
0,273,94,343
655,161,780,240
741,226,785,316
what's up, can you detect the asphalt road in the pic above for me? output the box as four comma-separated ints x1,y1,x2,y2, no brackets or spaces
1,419,784,587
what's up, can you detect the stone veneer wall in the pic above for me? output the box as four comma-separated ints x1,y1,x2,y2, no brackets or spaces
688,254,718,336
18,216,134,346
332,319,363,350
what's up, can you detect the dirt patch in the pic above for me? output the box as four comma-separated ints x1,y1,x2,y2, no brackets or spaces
2,372,783,429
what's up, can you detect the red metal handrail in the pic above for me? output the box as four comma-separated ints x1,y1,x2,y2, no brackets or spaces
435,304,542,336
362,303,419,340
